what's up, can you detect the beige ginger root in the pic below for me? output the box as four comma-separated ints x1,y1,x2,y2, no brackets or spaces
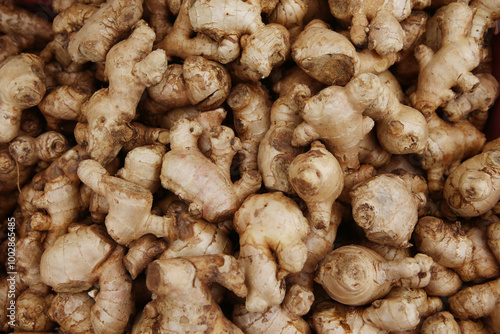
227,82,272,174
421,311,461,334
315,245,433,306
146,56,231,113
418,113,486,193
350,173,427,247
234,192,310,312
59,0,143,63
0,1,54,40
40,224,134,334
312,298,421,334
443,147,500,217
258,83,311,193
0,146,33,193
77,159,178,245
8,131,68,167
48,292,94,334
0,34,34,65
0,53,46,144
328,0,430,54
289,141,344,229
160,119,262,222
15,290,55,332
79,20,167,164
145,255,247,333
449,277,500,333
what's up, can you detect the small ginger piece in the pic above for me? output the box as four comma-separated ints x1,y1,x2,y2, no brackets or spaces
350,172,427,247
424,262,463,297
418,113,486,193
258,83,310,194
312,297,421,334
227,82,272,174
79,20,167,164
15,290,55,332
267,0,308,40
458,319,491,334
289,141,343,229
0,53,46,144
421,311,461,334
359,130,392,167
443,148,500,217
9,131,68,167
234,192,310,312
145,255,247,333
40,224,134,334
0,34,34,65
48,292,94,334
124,235,168,279
0,1,54,40
315,245,433,306
0,146,33,193
161,119,262,222
77,159,178,245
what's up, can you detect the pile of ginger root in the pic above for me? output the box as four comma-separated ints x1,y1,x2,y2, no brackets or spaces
2,0,500,332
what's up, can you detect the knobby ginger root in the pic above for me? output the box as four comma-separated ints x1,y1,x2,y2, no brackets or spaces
350,173,427,247
0,1,54,40
124,235,168,279
227,82,272,174
315,245,433,306
359,131,392,167
312,297,421,334
234,192,310,312
79,20,167,164
161,119,262,222
0,34,34,65
146,56,231,113
0,146,33,193
15,290,55,332
8,131,68,167
258,83,310,193
421,311,461,334
145,255,247,333
289,141,344,229
40,224,134,334
418,113,486,193
48,292,94,334
77,159,178,245
444,147,500,217
0,53,46,144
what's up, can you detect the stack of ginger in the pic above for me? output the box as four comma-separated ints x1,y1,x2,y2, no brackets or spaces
1,0,500,332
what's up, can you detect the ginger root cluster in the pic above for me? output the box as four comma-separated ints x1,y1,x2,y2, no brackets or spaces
2,0,500,333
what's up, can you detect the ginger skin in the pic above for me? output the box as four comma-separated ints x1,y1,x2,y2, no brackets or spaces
443,148,500,217
315,245,433,306
234,192,310,312
289,141,344,229
145,255,247,333
79,20,168,164
0,53,46,144
160,119,262,222
0,1,54,40
258,84,311,194
350,173,427,247
77,159,178,245
48,292,95,334
9,131,68,167
40,225,134,334
0,34,34,65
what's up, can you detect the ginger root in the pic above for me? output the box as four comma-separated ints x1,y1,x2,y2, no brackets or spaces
9,131,68,167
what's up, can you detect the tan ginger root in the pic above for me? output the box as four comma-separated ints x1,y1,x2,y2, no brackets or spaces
258,83,310,194
232,286,312,334
145,255,247,333
146,56,231,113
123,235,168,280
292,20,360,86
40,224,134,334
0,53,46,144
0,146,33,193
359,130,392,168
410,3,482,117
289,141,343,229
469,0,500,47
161,119,262,222
8,131,68,167
449,277,500,333
421,311,461,334
227,82,272,174
48,292,95,334
0,1,54,40
350,172,427,247
234,192,310,312
57,0,143,63
15,290,55,332
443,144,500,218
79,20,167,164
414,216,500,283
312,297,421,334
267,0,308,40
328,0,430,55
418,113,486,193
443,73,499,125
77,159,178,245
0,34,34,65
315,245,433,306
